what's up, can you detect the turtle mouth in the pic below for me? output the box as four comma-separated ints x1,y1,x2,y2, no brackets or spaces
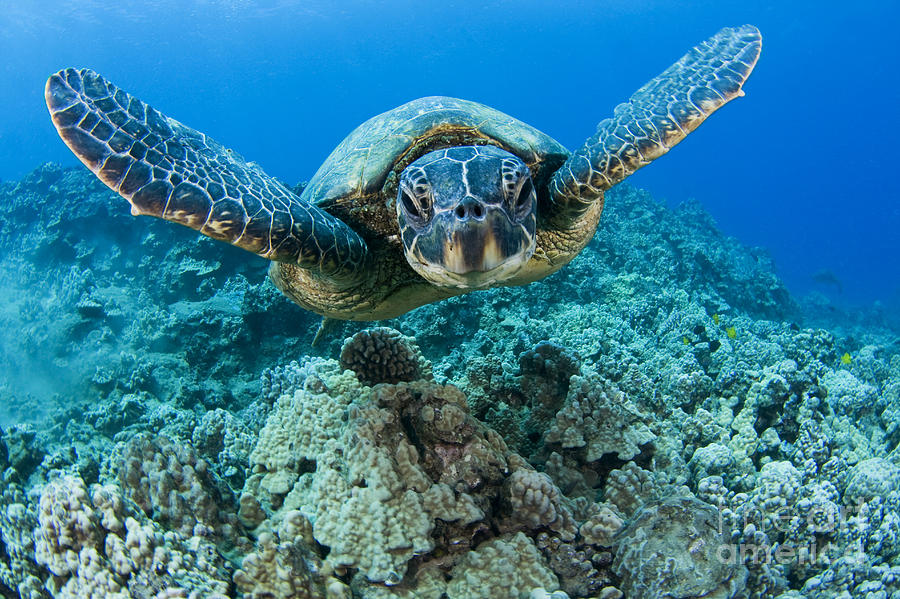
405,214,535,289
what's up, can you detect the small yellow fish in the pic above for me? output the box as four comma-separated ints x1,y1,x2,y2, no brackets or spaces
841,352,852,365
683,336,690,345
726,326,737,339
713,313,720,325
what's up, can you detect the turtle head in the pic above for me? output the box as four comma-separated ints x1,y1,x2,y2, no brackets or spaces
396,145,537,289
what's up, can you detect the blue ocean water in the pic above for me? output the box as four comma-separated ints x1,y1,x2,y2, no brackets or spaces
1,0,897,308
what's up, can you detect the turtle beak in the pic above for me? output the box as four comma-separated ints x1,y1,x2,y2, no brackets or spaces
414,206,531,288
442,219,512,275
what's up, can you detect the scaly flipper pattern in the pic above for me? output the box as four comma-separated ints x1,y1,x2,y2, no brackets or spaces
45,68,370,283
549,25,762,219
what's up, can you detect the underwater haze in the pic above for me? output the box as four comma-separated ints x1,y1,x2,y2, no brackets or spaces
1,0,898,306
1,2,900,599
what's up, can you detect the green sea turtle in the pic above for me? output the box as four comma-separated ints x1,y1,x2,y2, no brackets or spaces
45,25,761,321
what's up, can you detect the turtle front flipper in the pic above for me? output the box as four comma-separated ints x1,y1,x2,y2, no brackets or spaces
45,68,370,284
549,25,761,219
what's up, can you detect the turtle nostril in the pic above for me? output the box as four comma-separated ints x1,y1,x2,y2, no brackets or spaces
454,201,486,220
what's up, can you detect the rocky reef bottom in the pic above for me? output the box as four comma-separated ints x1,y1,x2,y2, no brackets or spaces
0,164,897,598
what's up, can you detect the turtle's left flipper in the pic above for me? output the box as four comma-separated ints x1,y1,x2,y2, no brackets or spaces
549,25,761,218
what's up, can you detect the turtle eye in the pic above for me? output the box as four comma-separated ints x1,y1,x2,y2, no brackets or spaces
400,189,431,222
512,177,534,220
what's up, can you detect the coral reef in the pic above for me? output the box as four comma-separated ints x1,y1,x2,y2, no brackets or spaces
243,358,579,590
445,533,560,598
0,166,897,598
232,512,325,599
544,373,655,463
339,327,428,385
33,474,231,598
111,433,241,541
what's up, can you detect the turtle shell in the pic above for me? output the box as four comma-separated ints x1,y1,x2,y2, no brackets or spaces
300,96,569,240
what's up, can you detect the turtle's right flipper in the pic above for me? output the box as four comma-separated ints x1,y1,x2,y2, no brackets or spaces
45,68,370,283
549,25,761,219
